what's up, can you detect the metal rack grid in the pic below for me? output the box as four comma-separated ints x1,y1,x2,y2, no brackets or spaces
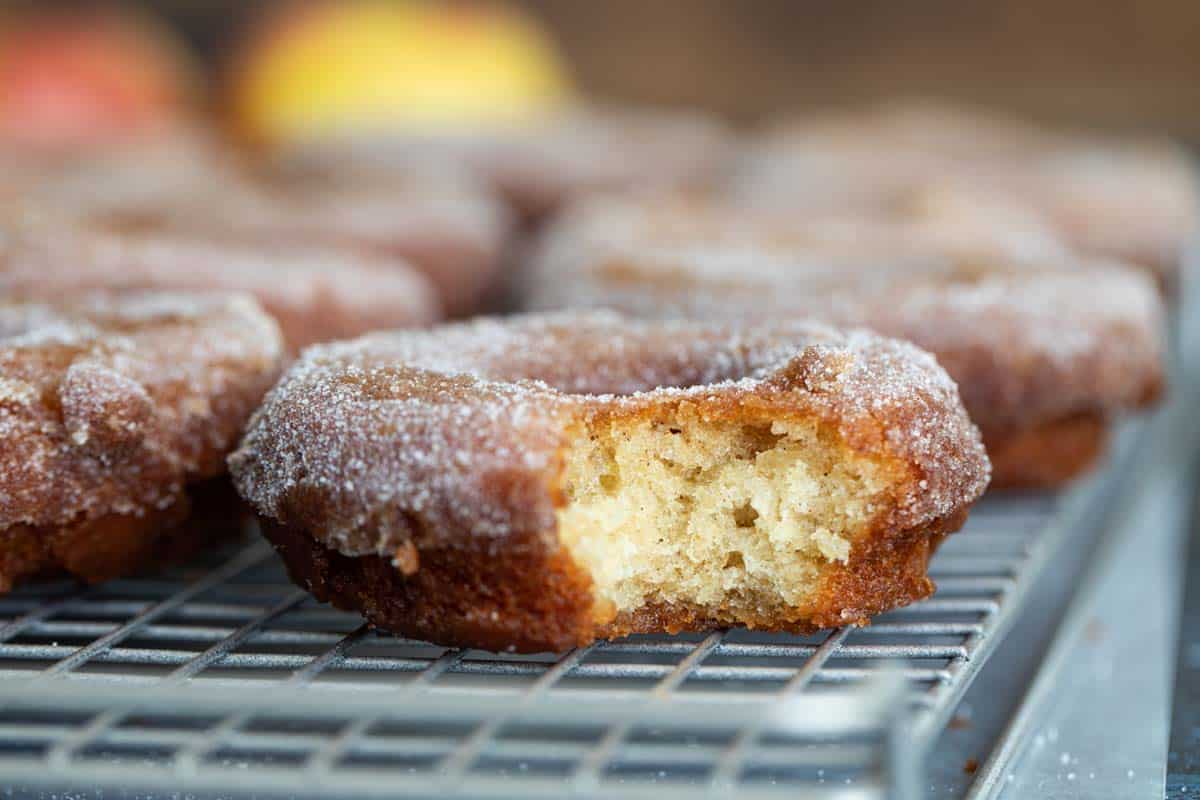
0,455,1125,799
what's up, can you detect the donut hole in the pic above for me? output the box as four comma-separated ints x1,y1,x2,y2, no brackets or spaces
556,402,888,628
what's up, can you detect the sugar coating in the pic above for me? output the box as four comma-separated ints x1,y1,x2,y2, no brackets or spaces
276,105,732,216
4,129,506,250
1,210,442,350
526,196,1167,433
734,102,1199,273
0,129,511,317
226,172,510,316
528,192,1070,295
230,312,989,561
0,291,285,530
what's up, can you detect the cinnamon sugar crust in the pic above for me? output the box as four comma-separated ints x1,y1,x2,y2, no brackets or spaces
0,477,249,593
984,413,1109,490
735,103,1199,282
1,209,442,351
231,312,989,652
274,106,732,224
197,173,509,317
1,133,509,317
0,291,285,592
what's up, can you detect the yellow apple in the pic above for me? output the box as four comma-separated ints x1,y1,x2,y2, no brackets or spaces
229,0,573,145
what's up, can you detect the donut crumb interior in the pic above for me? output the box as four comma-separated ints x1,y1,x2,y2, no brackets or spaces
556,403,887,625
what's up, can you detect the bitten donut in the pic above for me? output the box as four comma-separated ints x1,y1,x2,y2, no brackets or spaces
525,196,1167,488
736,102,1198,286
1,209,442,351
230,312,990,653
0,291,285,592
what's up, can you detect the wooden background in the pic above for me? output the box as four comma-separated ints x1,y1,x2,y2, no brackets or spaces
520,0,1200,139
41,0,1200,140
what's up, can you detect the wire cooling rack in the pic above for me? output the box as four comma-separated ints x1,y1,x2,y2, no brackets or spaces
0,456,1125,799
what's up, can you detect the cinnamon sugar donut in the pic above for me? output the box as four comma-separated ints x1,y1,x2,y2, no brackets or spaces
736,103,1198,285
0,291,285,592
229,312,989,652
196,169,510,318
2,133,508,317
524,196,1167,488
276,106,731,225
1,209,442,351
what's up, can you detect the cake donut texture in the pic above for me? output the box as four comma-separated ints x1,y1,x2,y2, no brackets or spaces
525,197,1167,488
230,312,990,652
0,291,285,592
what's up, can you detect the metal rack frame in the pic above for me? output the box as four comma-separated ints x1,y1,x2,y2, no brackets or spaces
0,432,1136,800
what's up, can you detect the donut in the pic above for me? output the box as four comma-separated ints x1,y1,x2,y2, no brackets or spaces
215,169,510,318
229,312,990,652
0,126,235,207
274,106,732,225
736,103,1198,286
524,196,1167,488
0,290,285,592
1,208,442,352
1,132,510,317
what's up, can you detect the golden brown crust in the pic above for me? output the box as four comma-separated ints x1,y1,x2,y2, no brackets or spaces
806,508,962,629
259,507,965,652
984,413,1109,490
0,291,284,592
262,519,596,653
0,477,248,593
232,312,989,652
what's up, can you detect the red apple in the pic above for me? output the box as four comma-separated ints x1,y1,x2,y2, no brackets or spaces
0,7,198,150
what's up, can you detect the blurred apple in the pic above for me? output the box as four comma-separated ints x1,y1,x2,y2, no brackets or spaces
228,0,573,145
0,7,197,150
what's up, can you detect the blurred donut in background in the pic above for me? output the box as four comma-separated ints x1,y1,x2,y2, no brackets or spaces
0,127,507,319
0,5,200,151
735,102,1199,287
228,0,730,225
225,165,512,317
270,105,731,226
0,206,443,353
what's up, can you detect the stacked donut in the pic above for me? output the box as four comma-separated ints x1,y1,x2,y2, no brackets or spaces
2,101,1183,656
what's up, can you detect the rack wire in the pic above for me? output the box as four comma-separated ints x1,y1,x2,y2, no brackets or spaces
0,458,1122,799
